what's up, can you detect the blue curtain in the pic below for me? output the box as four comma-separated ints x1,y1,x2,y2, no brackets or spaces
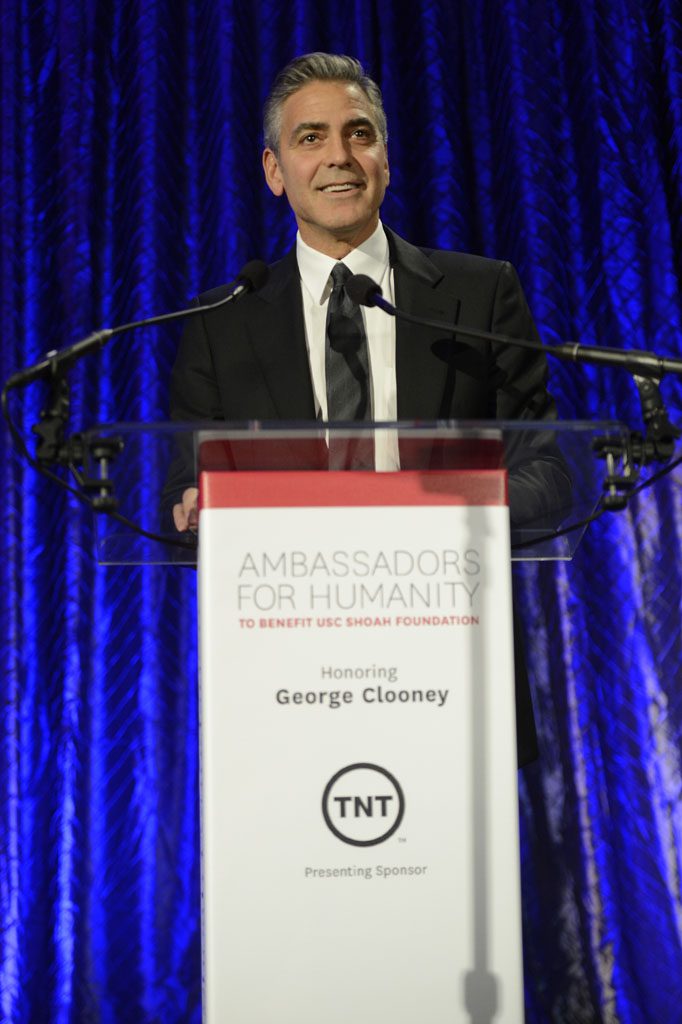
2,1,682,1021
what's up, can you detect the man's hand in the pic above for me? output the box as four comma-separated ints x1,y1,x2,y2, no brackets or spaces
172,487,199,532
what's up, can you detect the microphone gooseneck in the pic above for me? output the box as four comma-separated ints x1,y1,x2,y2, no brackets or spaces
345,273,682,379
4,259,270,390
0,257,271,549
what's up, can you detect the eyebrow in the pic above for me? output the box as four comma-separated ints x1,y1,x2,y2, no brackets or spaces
288,116,376,144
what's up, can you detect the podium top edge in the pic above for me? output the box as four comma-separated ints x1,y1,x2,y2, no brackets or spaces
83,418,628,438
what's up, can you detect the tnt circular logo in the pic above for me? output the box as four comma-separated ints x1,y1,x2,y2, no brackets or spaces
322,763,405,846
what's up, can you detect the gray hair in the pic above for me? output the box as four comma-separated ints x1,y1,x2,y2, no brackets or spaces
263,52,388,154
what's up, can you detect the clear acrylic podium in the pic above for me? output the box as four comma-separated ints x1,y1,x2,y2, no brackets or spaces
86,419,625,566
82,420,627,1022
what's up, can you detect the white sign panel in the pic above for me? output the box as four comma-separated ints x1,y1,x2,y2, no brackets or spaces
199,484,522,1023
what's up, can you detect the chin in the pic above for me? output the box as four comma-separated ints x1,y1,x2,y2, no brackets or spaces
328,211,376,232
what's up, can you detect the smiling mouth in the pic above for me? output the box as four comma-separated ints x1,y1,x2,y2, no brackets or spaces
319,182,363,193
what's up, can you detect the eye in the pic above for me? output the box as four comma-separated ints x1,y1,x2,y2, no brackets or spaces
350,126,375,142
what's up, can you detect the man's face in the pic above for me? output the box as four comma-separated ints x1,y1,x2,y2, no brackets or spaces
262,80,390,256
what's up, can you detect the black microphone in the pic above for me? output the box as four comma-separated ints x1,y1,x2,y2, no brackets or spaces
345,274,386,310
346,273,682,379
220,259,269,300
5,259,270,390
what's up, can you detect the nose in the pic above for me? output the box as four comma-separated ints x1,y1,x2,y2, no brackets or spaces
325,132,353,166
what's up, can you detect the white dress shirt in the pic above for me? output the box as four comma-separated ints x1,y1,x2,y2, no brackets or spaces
296,221,399,470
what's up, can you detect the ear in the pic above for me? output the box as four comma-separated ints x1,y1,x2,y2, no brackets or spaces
263,148,285,197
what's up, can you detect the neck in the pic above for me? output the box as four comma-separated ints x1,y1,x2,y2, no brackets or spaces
298,219,380,259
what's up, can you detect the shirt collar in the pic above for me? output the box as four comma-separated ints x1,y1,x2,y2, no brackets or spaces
296,221,390,304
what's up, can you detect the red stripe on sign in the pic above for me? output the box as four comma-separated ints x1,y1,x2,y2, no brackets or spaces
200,470,507,510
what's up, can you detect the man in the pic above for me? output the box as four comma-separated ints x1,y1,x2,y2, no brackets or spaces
167,52,570,763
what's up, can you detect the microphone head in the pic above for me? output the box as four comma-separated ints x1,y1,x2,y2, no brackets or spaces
237,259,269,292
345,274,383,307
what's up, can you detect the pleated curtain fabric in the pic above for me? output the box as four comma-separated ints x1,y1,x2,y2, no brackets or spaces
2,2,682,1022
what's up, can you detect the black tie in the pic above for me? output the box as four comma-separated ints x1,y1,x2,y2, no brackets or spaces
326,262,371,422
325,263,373,469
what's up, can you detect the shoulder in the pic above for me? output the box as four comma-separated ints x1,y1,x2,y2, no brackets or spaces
384,225,515,291
384,228,538,344
422,246,509,278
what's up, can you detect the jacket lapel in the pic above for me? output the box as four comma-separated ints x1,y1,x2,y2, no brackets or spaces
387,228,463,421
245,246,317,421
246,229,473,423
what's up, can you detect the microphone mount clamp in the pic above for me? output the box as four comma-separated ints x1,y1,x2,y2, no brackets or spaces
593,370,680,510
31,354,122,512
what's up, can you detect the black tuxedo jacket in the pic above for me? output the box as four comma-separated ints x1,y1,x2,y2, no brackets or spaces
170,227,555,428
168,227,568,765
